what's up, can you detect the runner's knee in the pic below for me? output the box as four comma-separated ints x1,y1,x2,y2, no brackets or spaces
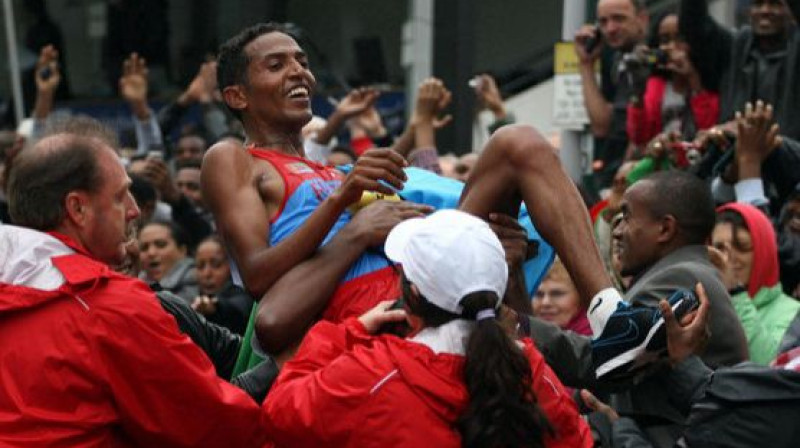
487,125,559,170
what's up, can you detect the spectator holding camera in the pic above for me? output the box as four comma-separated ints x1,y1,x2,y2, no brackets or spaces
574,0,649,187
627,11,719,153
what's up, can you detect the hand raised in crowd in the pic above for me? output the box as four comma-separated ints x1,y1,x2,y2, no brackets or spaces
32,45,62,120
334,86,381,120
488,213,529,269
139,156,181,204
661,282,711,367
735,101,781,179
35,45,61,95
706,246,739,291
316,86,382,145
119,53,151,119
349,104,388,140
358,300,408,334
412,77,452,128
645,131,681,161
179,61,218,105
693,125,733,153
474,74,506,120
332,147,408,206
574,24,604,65
347,200,433,248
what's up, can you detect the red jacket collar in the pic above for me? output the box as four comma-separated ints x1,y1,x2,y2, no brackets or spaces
45,232,93,257
45,232,113,286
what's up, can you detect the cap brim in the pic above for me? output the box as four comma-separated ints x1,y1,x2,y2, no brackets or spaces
384,216,427,264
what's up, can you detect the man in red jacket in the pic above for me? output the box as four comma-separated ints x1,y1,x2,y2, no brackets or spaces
0,117,268,446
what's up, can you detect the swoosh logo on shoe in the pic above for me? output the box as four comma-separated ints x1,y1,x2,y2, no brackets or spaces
589,297,603,314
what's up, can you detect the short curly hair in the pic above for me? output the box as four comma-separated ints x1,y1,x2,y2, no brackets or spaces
217,22,296,120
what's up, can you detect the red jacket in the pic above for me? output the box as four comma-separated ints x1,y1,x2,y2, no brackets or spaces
0,226,269,447
264,318,592,448
626,76,719,146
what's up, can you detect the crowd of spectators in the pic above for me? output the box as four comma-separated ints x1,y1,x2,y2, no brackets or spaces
0,1,799,447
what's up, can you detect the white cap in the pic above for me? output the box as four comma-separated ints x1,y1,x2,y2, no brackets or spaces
384,209,508,315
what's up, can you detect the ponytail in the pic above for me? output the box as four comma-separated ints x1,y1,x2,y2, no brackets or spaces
456,292,553,448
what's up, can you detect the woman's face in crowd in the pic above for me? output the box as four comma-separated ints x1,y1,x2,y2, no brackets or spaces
195,240,231,296
138,223,187,282
711,222,754,288
532,278,581,329
658,15,691,62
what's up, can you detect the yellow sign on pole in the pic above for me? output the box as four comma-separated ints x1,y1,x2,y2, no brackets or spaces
554,42,582,75
552,41,598,130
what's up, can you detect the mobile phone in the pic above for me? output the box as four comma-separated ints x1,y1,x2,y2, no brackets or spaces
377,298,411,337
147,150,163,161
583,27,603,53
39,66,52,81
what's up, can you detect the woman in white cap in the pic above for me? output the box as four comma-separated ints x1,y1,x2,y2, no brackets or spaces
263,209,592,448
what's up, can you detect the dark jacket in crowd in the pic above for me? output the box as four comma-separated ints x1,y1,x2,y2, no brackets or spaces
681,0,800,139
156,290,276,402
204,281,253,336
609,356,800,447
681,0,800,220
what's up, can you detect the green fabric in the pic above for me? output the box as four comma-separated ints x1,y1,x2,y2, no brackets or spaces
731,284,800,365
231,303,264,378
625,156,673,185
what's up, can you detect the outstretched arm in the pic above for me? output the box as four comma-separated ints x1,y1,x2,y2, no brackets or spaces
679,0,734,94
120,53,164,156
32,45,61,122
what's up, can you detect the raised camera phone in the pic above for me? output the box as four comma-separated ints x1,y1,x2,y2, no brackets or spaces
583,28,603,53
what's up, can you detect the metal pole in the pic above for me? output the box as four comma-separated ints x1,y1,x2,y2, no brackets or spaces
3,0,24,125
403,0,434,118
560,0,589,181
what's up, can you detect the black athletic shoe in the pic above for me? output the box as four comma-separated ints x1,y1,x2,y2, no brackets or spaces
591,289,699,379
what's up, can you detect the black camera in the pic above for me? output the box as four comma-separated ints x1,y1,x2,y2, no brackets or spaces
622,48,668,69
